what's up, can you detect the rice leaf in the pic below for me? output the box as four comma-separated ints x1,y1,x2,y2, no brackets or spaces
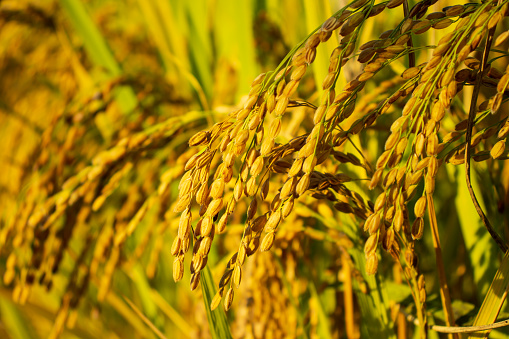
59,0,138,114
184,0,213,103
309,282,333,339
149,289,193,338
104,290,152,337
213,0,259,100
451,166,497,298
467,250,509,338
274,255,309,339
124,296,167,339
200,266,233,339
0,296,36,339
130,264,159,325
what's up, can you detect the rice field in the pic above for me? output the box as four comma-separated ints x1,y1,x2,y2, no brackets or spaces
1,0,509,338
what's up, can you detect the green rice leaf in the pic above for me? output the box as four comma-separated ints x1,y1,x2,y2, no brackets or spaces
0,296,36,339
200,266,233,339
467,250,509,338
451,166,497,298
59,0,137,114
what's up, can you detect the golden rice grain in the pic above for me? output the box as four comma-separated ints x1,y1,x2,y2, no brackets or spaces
410,170,424,186
491,93,502,113
369,168,383,189
302,156,317,173
488,12,502,30
245,176,257,196
396,137,408,155
384,131,400,150
415,157,430,171
365,253,378,275
402,67,421,79
495,30,509,46
322,73,336,90
411,217,424,240
414,196,427,218
445,5,464,16
426,12,445,20
427,133,439,155
349,0,368,9
386,0,404,9
425,173,435,194
382,227,394,251
368,213,381,234
319,29,333,42
260,138,275,156
393,209,404,232
383,168,397,188
190,272,201,291
224,287,234,311
171,237,181,256
433,43,450,56
415,133,426,156
364,234,378,257
498,122,509,139
490,139,506,159
497,74,509,92
210,178,225,200
374,193,386,211
260,232,275,252
296,174,311,196
475,12,490,27
232,265,242,289
206,198,223,216
260,178,270,200
250,157,264,177
173,258,184,282
455,119,468,131
233,181,244,201
211,291,223,311
306,33,321,50
174,193,192,213
376,150,391,169
433,18,453,29
282,197,294,218
358,71,375,82
199,236,213,257
266,210,282,231
251,215,268,233
413,20,431,34
457,44,472,62
340,12,365,36
217,213,228,233
201,216,214,237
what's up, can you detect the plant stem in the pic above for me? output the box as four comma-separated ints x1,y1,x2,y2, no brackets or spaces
341,253,356,338
402,0,415,68
426,194,457,339
464,14,507,253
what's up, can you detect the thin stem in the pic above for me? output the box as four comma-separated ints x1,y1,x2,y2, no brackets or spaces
426,194,458,339
393,265,407,339
402,0,415,68
404,310,509,334
464,18,508,253
341,253,356,338
432,319,509,334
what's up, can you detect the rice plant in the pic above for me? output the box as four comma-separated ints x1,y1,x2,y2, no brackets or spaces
1,0,509,338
